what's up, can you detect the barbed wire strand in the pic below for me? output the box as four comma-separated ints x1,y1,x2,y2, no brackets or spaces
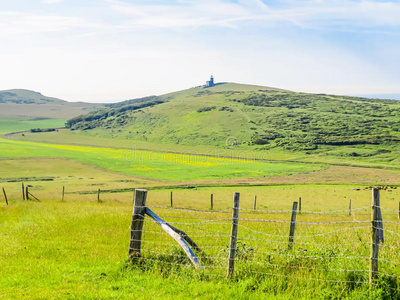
373,227,400,237
239,206,370,214
240,219,371,225
148,206,231,214
237,224,371,238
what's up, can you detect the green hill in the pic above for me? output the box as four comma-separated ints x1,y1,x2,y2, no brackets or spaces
0,89,105,119
0,89,108,134
65,82,400,153
0,89,66,104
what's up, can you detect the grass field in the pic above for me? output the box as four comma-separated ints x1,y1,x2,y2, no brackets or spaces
7,129,400,172
1,185,399,299
0,116,66,134
0,139,327,181
0,140,399,298
0,200,302,299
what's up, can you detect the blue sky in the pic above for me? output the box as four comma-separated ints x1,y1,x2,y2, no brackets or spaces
0,0,399,102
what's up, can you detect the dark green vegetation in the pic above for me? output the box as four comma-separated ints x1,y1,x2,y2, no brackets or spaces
66,98,166,129
233,92,400,150
63,83,400,154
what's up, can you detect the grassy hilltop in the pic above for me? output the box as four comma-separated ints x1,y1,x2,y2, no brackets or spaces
0,89,106,133
0,89,105,119
56,82,400,168
65,83,400,149
0,89,67,104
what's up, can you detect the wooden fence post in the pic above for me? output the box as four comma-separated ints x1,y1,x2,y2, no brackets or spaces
227,192,240,278
62,186,65,202
2,188,8,205
97,189,101,202
288,201,298,250
370,188,383,285
211,193,213,210
298,197,301,214
22,183,25,201
129,189,148,258
254,195,257,211
26,186,29,200
349,199,352,216
170,191,173,208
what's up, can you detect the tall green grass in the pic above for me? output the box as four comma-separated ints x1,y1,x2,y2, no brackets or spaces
1,187,399,299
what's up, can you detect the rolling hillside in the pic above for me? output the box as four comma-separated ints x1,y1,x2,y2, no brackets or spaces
0,89,105,119
65,83,400,153
0,89,67,104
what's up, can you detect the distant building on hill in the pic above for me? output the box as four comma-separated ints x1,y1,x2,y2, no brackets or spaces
206,75,215,87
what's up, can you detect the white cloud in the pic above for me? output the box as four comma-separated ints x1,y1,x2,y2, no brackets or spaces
258,0,400,29
108,0,254,29
106,0,400,31
1,1,399,39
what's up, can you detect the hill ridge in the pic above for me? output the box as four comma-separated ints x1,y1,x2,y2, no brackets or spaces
64,82,400,153
0,89,67,104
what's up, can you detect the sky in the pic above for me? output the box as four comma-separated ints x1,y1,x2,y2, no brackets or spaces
0,0,399,102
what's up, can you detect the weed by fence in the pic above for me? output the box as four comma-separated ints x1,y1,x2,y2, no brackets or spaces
128,188,400,294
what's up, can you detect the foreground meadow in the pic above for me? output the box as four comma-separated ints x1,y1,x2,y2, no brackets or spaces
1,185,399,299
1,135,399,299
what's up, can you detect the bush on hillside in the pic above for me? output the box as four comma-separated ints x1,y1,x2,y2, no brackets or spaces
30,128,56,133
197,106,216,113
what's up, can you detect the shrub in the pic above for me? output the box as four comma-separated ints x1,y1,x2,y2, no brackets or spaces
197,106,216,113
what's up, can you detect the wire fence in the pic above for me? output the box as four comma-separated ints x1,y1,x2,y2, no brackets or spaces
128,190,400,290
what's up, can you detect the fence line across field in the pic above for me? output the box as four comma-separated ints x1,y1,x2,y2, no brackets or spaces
3,185,398,287
4,183,400,220
128,188,399,288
